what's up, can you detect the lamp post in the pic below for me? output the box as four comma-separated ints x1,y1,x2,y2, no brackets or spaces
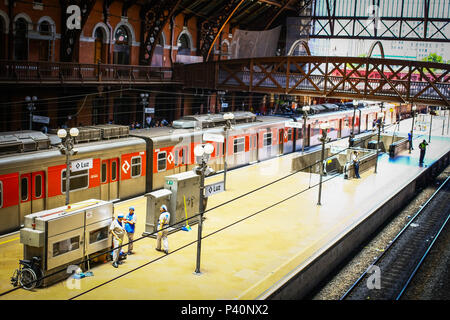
25,96,37,130
140,93,149,128
223,112,234,191
352,100,358,135
57,128,79,205
409,105,417,154
317,122,330,206
193,143,214,275
374,112,384,174
428,109,434,143
302,105,310,154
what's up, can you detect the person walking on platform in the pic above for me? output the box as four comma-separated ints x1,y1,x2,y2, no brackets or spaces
408,132,413,150
349,132,354,148
419,139,429,165
125,207,137,255
352,151,361,179
110,214,126,268
156,205,170,254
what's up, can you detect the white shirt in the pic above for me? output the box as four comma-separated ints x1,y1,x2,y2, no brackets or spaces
110,219,125,239
158,211,170,230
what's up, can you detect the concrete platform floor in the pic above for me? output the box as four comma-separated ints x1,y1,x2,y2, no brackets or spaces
0,118,448,300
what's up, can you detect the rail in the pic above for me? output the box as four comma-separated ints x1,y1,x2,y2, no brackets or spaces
340,176,450,300
0,60,175,84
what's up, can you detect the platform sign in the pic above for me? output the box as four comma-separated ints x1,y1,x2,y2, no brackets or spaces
285,121,302,129
32,115,50,124
145,108,155,114
71,158,93,172
205,181,224,197
203,132,224,143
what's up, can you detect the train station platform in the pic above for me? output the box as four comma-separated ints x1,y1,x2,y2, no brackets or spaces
0,118,449,300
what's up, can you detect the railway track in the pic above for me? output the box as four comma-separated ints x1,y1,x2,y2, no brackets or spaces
340,176,450,300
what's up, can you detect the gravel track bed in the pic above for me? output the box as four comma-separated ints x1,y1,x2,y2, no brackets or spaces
310,165,450,300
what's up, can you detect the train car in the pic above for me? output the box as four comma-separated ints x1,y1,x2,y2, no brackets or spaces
0,132,146,234
130,112,288,191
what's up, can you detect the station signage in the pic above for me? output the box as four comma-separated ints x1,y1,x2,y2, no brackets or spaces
285,121,302,129
71,158,93,172
145,108,155,114
32,115,50,124
205,181,224,197
203,133,224,143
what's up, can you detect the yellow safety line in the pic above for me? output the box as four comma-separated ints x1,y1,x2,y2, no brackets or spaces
0,237,19,246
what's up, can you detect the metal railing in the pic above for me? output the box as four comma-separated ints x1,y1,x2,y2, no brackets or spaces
0,60,174,84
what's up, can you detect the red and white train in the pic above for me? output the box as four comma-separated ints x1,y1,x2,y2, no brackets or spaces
0,102,396,234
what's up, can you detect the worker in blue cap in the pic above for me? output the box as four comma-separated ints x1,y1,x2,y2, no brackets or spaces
156,204,170,254
109,214,125,268
124,206,137,255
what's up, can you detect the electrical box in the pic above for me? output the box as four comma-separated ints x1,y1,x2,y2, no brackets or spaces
144,189,172,237
20,228,45,247
164,171,201,230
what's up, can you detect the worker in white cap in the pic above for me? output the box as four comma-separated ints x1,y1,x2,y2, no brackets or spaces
156,205,170,254
110,214,126,268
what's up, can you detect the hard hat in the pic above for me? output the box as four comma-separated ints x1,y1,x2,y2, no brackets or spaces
129,206,135,211
160,204,167,212
118,214,124,218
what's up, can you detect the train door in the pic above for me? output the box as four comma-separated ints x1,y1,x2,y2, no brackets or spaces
31,171,45,213
250,134,258,163
19,171,45,224
174,146,188,173
278,129,284,155
19,173,31,222
101,158,119,201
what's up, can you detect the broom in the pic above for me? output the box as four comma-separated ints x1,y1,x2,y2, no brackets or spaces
181,195,192,231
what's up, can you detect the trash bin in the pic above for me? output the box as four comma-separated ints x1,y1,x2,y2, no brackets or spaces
389,144,395,158
368,140,378,150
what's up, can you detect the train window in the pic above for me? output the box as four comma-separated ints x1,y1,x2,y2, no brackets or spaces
101,163,107,183
52,236,80,257
157,152,166,172
233,137,245,153
131,156,142,177
62,169,89,193
175,149,185,166
21,177,28,201
111,161,117,181
287,129,292,141
89,226,109,244
263,133,272,147
0,181,2,208
34,174,42,198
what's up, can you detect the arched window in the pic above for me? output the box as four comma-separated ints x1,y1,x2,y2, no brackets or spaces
38,21,52,61
221,41,229,60
113,26,130,65
178,33,190,55
14,18,28,60
94,27,106,63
